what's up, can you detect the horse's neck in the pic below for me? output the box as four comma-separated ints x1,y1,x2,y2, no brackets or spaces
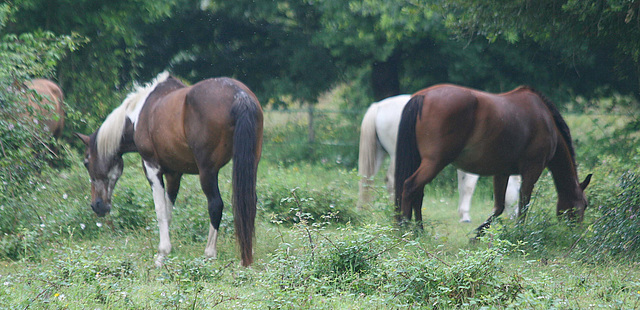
119,117,138,154
547,139,581,200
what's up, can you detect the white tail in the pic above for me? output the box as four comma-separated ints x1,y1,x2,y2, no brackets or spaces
357,103,383,209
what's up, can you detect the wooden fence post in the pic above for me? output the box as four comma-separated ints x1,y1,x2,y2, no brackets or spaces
308,105,315,144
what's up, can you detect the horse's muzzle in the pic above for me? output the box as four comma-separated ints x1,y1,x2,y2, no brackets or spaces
91,198,111,217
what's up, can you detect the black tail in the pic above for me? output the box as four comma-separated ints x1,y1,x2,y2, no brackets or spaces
394,95,424,210
231,92,262,267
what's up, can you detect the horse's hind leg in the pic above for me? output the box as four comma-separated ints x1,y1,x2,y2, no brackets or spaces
199,168,223,259
165,173,183,205
457,170,479,223
505,175,521,219
400,160,446,228
357,144,385,210
386,154,396,199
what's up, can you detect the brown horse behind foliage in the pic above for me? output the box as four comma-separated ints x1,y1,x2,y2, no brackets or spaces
25,79,65,138
76,72,263,267
394,84,591,235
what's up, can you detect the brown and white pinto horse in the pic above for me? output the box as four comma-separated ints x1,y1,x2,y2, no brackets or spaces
25,79,65,138
394,84,591,234
76,72,263,267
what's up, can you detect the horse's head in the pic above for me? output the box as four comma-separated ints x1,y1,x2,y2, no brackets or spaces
558,174,592,222
75,132,124,217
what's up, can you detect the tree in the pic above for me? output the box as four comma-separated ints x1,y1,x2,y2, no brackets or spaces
311,0,442,101
441,0,640,99
138,0,340,105
6,0,179,135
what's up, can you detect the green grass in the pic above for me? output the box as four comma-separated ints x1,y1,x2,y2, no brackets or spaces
1,154,639,309
1,112,639,308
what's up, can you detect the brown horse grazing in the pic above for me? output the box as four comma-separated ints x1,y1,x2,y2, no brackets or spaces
76,72,263,267
24,79,65,138
394,84,591,234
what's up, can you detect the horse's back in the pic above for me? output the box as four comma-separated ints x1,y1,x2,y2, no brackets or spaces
25,79,64,137
413,84,558,176
374,94,411,155
412,85,479,165
183,77,262,169
135,76,262,173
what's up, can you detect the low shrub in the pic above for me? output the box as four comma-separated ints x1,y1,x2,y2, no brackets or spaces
260,185,358,225
0,226,40,261
111,186,154,231
577,164,640,261
491,211,582,259
260,223,529,309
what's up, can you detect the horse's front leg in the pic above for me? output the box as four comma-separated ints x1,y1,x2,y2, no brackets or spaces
143,161,173,267
516,164,545,224
475,174,509,237
199,168,223,260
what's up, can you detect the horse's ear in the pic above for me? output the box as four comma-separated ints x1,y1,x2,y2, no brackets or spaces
75,132,91,146
580,174,592,190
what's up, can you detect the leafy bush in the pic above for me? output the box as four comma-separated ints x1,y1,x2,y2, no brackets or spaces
577,163,640,261
0,5,81,201
111,186,154,231
0,226,40,261
381,243,524,308
260,185,358,225
261,223,529,309
491,212,582,259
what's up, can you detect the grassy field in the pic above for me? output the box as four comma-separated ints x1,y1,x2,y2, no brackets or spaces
1,153,639,309
1,107,639,308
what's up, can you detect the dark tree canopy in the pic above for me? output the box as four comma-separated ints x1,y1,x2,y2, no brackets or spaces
3,0,639,118
442,0,640,99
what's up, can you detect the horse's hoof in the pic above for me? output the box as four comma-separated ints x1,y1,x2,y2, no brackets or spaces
459,219,472,223
154,255,166,268
204,249,217,260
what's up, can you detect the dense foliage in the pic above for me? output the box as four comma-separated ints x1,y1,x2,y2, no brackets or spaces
0,3,80,199
442,0,640,100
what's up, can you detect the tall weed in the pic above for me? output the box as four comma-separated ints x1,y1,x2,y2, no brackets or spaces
576,155,640,261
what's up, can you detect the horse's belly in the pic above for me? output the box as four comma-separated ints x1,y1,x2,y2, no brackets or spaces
453,149,518,176
157,144,199,174
161,158,199,174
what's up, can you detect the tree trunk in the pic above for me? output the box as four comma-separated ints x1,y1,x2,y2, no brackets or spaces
371,50,401,101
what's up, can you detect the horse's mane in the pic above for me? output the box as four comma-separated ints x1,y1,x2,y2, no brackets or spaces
517,86,576,162
96,71,170,159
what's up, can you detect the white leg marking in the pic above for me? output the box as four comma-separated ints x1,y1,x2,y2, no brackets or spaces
204,224,218,259
457,170,479,223
144,162,173,267
386,155,396,199
505,175,522,219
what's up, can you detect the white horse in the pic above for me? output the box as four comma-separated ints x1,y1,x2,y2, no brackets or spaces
357,95,521,222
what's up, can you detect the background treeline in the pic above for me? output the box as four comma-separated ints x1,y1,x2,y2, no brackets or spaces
2,0,640,195
5,0,640,110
